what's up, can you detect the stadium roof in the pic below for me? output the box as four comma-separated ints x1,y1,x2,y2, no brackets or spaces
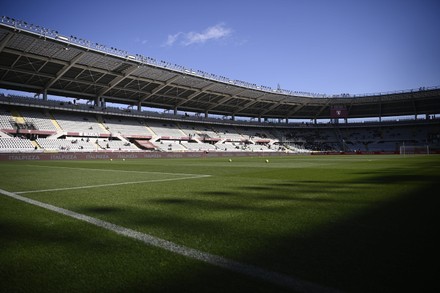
1,16,439,120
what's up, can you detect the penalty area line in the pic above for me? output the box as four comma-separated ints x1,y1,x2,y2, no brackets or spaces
0,188,339,293
15,175,210,194
21,164,206,177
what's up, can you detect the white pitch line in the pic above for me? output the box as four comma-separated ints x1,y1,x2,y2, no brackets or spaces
22,164,207,177
15,175,210,194
0,188,339,293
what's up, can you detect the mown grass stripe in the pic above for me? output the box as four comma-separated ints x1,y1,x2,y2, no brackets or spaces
0,188,339,293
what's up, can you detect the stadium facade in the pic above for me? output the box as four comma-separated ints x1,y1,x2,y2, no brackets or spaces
0,16,439,159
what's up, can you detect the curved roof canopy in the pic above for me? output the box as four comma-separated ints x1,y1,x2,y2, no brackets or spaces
1,17,439,120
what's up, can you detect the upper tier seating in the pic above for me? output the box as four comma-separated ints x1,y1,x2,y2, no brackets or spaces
51,112,107,134
147,121,186,138
0,109,14,130
102,116,153,136
19,109,58,132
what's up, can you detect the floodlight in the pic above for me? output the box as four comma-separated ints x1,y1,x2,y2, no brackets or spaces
56,35,69,41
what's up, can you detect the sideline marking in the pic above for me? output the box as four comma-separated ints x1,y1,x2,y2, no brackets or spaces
0,188,339,293
16,175,210,194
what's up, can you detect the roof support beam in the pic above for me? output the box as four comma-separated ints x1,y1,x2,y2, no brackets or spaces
231,93,267,114
412,99,418,118
313,100,332,119
0,64,53,79
206,88,251,111
44,51,86,90
98,65,139,96
176,83,216,107
206,95,234,111
238,100,258,111
0,32,14,53
2,47,218,101
286,104,305,116
377,97,382,121
140,74,180,102
0,80,43,92
258,100,285,116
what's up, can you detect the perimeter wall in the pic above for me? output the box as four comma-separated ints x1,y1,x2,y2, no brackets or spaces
3,150,437,161
0,151,301,161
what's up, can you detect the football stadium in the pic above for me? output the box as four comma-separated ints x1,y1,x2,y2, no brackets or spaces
1,15,439,293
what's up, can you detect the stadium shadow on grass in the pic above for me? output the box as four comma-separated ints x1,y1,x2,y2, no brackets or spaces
229,172,439,292
100,166,436,292
150,197,250,211
239,183,366,204
84,206,123,214
312,187,434,292
355,171,437,184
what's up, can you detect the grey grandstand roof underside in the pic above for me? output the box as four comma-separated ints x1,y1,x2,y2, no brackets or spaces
1,18,439,120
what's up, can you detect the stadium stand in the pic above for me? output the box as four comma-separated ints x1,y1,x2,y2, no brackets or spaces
102,116,152,137
216,142,242,151
1,98,439,155
0,108,14,131
36,138,97,152
52,112,107,135
157,141,188,152
96,139,139,151
181,141,217,152
0,137,35,152
147,121,186,139
18,109,58,133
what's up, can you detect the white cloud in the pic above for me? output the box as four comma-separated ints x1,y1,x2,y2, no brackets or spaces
135,37,148,45
164,32,182,46
184,23,232,45
163,24,232,47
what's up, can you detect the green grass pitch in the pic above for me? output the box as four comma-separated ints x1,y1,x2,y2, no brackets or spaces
1,155,439,292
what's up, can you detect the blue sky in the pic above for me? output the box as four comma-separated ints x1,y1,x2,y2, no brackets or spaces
2,0,440,95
